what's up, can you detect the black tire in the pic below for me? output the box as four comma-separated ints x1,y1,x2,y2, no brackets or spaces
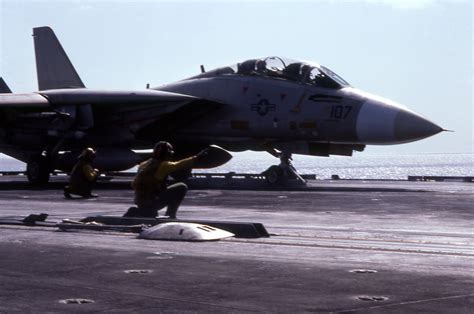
26,157,51,185
264,165,284,185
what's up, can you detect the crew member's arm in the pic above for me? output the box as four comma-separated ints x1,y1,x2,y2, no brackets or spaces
154,156,196,181
82,164,99,181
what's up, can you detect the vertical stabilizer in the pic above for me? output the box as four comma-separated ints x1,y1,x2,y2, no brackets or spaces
0,78,12,93
33,26,85,90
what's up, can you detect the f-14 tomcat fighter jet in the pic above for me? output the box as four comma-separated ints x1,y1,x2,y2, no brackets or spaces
0,27,443,184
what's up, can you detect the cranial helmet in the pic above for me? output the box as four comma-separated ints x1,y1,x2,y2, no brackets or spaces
79,147,96,160
153,141,174,159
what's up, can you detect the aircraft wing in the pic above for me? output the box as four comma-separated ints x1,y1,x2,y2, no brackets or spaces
0,89,200,112
38,88,219,128
0,93,51,111
39,89,198,107
0,88,221,133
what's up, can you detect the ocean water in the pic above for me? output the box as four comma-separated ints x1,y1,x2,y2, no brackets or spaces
0,152,472,180
203,152,473,180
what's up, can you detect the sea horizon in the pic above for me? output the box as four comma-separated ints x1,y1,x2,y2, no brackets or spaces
1,152,472,180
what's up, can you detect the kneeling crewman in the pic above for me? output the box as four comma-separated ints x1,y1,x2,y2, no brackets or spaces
64,147,99,198
126,142,205,218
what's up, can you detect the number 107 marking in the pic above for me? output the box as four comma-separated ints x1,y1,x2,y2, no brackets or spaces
330,105,352,119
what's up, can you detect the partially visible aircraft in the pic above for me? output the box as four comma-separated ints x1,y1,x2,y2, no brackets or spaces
0,27,443,184
0,78,12,94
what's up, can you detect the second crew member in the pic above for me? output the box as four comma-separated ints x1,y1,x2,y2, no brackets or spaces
125,142,206,218
64,147,99,198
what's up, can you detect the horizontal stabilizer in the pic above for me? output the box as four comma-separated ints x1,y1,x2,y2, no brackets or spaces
33,26,85,90
0,77,12,93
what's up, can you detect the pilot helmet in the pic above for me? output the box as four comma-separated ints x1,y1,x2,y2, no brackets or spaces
79,147,96,160
153,141,174,159
256,59,266,72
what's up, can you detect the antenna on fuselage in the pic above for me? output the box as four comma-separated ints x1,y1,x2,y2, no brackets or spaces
200,65,206,73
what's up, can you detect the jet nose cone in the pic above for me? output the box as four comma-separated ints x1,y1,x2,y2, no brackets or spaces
394,110,443,143
354,90,443,145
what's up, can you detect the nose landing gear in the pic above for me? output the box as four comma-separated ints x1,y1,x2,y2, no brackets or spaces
262,151,307,186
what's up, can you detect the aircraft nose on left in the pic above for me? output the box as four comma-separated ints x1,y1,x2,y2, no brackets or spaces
356,97,443,144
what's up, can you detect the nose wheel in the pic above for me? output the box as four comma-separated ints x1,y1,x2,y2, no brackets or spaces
263,165,285,185
262,151,307,186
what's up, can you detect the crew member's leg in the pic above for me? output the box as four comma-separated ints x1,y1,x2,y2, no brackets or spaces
133,183,187,218
81,184,96,198
63,185,72,199
65,181,97,198
135,196,166,218
159,183,188,219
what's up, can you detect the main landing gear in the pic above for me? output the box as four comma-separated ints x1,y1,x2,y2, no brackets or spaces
26,140,67,185
26,155,51,185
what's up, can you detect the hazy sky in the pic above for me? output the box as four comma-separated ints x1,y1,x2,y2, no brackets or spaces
0,0,472,154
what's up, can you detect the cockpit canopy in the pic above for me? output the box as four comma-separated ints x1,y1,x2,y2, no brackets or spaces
188,56,350,89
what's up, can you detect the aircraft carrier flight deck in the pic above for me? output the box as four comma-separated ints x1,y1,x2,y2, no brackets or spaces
0,175,472,313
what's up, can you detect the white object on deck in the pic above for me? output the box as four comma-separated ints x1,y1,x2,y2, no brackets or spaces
138,222,234,241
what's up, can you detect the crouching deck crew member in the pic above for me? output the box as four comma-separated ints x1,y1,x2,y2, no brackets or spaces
64,147,99,199
125,141,207,218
